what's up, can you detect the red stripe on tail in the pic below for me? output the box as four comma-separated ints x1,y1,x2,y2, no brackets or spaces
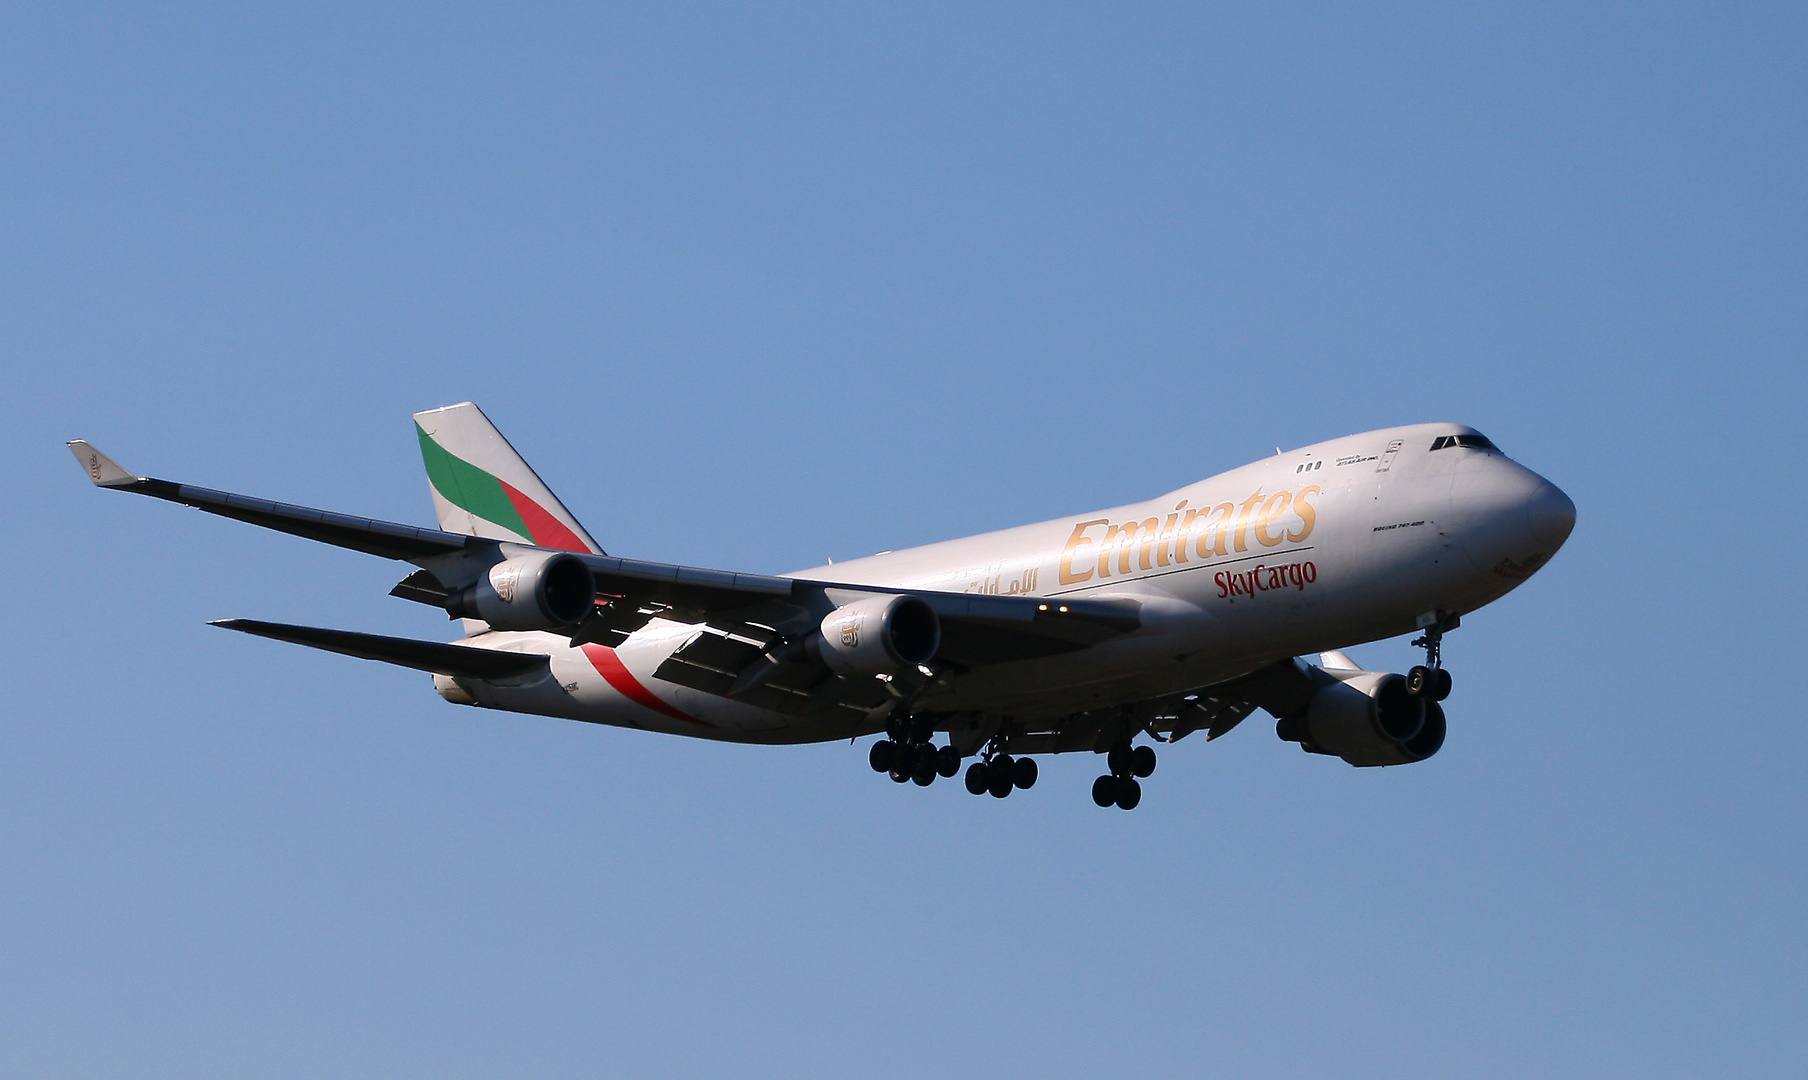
500,480,592,553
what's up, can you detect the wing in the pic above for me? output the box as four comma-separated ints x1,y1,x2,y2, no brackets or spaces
70,441,1142,714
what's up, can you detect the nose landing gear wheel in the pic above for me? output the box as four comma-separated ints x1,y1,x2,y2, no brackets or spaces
1432,667,1453,701
1405,665,1432,696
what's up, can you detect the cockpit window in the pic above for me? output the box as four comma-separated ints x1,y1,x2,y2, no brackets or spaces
1430,433,1500,452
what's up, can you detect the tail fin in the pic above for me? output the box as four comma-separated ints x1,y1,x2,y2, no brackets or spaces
412,402,604,554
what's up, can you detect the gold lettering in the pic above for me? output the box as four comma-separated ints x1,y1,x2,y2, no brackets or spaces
1288,485,1320,542
1135,518,1161,570
1156,501,1186,567
1100,521,1135,576
1176,508,1200,563
1098,519,1162,576
1254,492,1292,547
1233,489,1266,552
1195,503,1234,558
1058,519,1108,584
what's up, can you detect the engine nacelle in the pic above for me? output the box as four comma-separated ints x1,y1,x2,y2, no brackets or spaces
1276,671,1446,766
445,551,594,631
809,594,940,676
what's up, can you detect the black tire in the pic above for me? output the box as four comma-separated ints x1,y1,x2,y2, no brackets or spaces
964,762,990,795
1131,745,1157,778
910,715,935,743
1107,742,1133,777
1405,666,1432,696
988,761,1015,798
1115,777,1142,810
936,745,962,778
885,717,907,742
1432,668,1453,701
1091,775,1118,807
889,768,910,784
869,739,895,773
1013,756,1038,790
912,759,936,786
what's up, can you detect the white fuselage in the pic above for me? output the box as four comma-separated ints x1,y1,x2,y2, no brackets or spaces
447,423,1574,743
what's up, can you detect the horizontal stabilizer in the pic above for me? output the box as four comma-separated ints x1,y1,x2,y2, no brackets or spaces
210,619,549,679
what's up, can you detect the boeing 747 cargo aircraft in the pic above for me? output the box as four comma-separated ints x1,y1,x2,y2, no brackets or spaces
71,404,1574,809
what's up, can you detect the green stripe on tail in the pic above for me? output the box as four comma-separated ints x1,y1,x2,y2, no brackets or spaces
415,423,531,539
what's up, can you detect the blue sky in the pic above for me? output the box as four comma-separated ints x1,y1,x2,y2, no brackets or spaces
3,4,1804,1077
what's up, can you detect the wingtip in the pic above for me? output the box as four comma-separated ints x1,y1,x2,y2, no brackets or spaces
67,440,141,487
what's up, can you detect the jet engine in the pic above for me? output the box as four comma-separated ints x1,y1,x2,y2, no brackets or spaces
809,594,940,676
445,551,594,631
1275,671,1446,767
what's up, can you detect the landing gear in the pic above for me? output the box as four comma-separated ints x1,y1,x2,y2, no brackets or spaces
1013,756,1038,790
1093,739,1154,810
1409,614,1458,701
871,715,956,787
1091,773,1142,810
962,737,1038,799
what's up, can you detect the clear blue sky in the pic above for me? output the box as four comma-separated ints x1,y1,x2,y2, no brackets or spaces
4,4,1803,1077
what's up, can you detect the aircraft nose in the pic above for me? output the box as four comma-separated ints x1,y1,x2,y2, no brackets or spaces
1447,457,1575,579
1525,481,1577,554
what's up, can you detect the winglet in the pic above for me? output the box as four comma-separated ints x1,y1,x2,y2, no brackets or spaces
67,440,142,488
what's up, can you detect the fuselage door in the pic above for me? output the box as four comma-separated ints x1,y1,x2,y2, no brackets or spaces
1376,440,1404,473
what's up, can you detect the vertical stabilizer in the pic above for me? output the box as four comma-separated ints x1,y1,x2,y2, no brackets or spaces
412,403,604,554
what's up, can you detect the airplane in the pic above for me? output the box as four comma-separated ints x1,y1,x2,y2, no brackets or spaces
69,404,1575,810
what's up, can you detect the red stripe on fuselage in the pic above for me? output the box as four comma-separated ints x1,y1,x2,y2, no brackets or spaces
499,480,592,553
580,643,715,727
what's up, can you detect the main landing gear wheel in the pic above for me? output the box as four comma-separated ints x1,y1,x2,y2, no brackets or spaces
961,737,1038,799
1095,740,1155,809
1013,756,1038,790
988,754,1016,798
874,715,958,789
911,751,938,786
1092,775,1117,807
1114,777,1142,810
1091,774,1142,810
